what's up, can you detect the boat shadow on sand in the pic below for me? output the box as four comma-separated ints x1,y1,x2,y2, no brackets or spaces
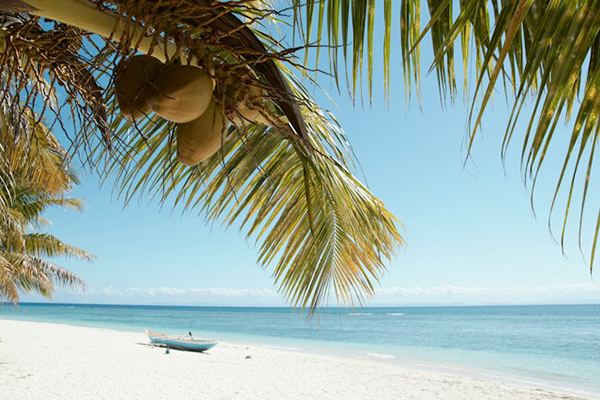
136,341,212,355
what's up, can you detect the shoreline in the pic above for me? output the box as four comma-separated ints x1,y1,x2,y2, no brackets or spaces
240,338,600,400
0,318,597,399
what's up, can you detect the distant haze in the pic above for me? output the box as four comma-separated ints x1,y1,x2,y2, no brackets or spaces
20,282,600,307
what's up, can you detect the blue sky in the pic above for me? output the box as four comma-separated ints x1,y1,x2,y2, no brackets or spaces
22,6,600,307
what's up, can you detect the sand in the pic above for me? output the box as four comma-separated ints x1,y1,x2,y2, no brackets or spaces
0,319,595,399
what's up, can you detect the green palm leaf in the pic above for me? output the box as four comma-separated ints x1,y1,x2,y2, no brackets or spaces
98,80,401,311
24,233,96,261
292,0,600,269
0,1,403,310
0,102,93,303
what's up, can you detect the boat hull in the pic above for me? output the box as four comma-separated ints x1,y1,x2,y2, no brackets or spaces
146,330,217,352
150,337,217,352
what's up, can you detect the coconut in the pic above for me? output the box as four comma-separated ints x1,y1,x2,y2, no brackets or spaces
115,55,164,121
176,101,226,166
150,65,213,123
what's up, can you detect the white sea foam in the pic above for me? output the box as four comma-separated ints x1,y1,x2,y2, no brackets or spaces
348,313,372,316
386,313,404,316
262,345,300,351
367,352,395,359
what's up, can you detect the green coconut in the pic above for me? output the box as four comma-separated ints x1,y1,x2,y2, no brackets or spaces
176,101,226,166
114,55,164,121
150,65,213,123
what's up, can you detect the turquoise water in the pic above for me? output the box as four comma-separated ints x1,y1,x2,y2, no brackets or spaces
1,303,599,396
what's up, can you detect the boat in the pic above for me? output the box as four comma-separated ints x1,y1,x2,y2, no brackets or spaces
146,330,218,352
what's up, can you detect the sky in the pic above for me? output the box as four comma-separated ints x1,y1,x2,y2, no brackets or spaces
21,5,600,307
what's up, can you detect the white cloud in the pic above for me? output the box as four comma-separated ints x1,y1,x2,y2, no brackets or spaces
38,283,600,306
102,286,123,296
50,286,283,305
373,283,600,304
376,283,600,296
124,287,278,298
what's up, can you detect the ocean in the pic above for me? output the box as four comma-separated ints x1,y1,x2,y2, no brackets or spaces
1,303,598,397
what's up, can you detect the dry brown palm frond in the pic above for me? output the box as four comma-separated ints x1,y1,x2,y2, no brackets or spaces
0,15,110,151
0,252,87,303
0,103,74,196
0,1,313,158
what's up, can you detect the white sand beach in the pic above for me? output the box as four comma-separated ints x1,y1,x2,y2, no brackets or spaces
0,319,595,400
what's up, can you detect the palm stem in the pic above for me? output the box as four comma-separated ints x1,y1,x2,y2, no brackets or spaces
24,0,177,62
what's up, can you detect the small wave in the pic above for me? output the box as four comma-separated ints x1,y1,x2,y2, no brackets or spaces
386,313,404,316
262,345,300,351
367,352,395,359
348,313,372,316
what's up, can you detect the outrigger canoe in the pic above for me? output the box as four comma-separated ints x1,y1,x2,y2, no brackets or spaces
146,330,217,352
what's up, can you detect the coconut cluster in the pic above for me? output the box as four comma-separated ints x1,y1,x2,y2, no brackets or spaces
115,55,264,166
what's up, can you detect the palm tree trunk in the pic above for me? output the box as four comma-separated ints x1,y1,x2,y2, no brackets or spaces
22,0,177,62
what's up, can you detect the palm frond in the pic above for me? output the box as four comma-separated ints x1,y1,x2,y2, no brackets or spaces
0,1,403,310
0,253,19,302
0,100,93,304
13,191,86,227
4,253,54,298
293,0,600,269
0,104,75,196
24,233,96,261
0,252,87,302
97,70,401,312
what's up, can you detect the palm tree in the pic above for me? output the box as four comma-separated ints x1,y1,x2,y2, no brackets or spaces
0,1,403,312
287,0,600,269
0,105,95,303
4,0,597,310
0,178,95,303
3,0,596,310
